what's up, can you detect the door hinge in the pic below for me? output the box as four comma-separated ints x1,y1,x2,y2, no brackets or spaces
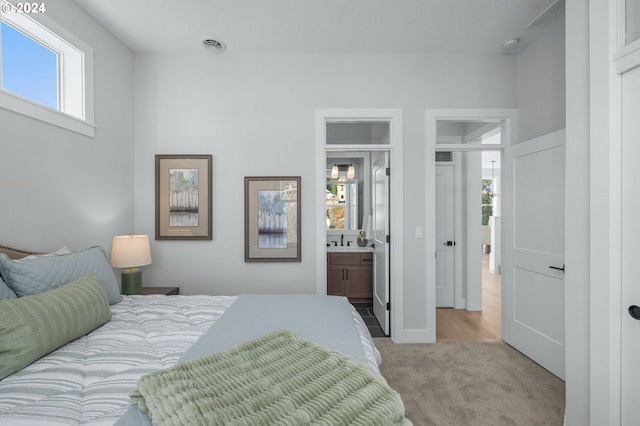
386,302,391,311
386,235,390,244
385,167,390,176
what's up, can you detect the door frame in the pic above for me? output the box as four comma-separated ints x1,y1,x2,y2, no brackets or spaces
315,109,406,341
584,0,640,423
425,108,517,343
436,135,502,312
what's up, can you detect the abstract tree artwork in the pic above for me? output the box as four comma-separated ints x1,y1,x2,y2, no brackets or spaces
156,155,212,240
245,177,301,262
169,168,199,227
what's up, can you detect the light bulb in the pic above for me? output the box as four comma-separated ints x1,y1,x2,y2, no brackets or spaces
347,164,355,179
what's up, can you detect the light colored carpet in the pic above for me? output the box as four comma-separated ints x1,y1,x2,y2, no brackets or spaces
374,338,565,426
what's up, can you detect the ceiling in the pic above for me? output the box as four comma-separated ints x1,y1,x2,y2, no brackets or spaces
72,0,561,54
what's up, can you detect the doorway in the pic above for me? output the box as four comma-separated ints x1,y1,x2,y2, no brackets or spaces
325,149,387,337
434,125,503,342
424,108,515,346
427,108,566,380
315,109,404,340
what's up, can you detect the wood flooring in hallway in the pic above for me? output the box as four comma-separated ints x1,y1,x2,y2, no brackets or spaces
436,254,501,342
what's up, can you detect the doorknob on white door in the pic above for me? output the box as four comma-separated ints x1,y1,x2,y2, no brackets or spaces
629,305,640,320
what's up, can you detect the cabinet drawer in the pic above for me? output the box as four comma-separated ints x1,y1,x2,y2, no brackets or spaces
328,253,362,265
328,252,373,265
360,253,374,264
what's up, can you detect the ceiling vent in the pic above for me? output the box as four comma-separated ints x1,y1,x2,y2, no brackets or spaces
526,0,565,29
202,39,226,53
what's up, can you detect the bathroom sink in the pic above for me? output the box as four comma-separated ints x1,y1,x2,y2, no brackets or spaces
326,246,373,252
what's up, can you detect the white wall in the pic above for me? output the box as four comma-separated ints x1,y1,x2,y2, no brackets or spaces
516,11,566,142
134,52,516,330
0,0,135,252
564,0,590,423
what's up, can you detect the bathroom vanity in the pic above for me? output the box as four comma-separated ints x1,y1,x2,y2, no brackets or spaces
326,249,373,303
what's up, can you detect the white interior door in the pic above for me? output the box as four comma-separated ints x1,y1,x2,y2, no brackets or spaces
621,64,640,425
502,130,565,379
436,165,455,307
372,152,390,335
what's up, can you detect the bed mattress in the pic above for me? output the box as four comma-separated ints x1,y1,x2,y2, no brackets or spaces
0,295,381,425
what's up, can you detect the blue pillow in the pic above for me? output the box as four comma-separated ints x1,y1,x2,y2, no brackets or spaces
0,275,17,300
0,246,121,304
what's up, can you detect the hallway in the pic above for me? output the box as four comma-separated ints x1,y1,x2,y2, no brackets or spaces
436,254,501,342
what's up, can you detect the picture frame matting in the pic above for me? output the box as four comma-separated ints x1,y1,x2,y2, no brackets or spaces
244,176,301,262
155,154,213,240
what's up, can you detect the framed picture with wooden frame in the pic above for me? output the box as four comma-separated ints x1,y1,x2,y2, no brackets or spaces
155,154,213,240
244,176,301,262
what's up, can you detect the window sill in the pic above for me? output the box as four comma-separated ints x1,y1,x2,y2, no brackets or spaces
0,89,96,137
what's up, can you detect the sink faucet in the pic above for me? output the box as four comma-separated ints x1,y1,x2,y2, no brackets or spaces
341,234,344,246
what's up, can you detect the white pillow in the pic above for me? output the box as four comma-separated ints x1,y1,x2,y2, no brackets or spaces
14,246,72,262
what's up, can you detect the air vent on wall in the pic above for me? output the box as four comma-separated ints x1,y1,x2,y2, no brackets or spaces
202,39,226,53
526,0,565,29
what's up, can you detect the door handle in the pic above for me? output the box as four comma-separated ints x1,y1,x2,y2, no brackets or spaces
549,264,565,272
629,305,640,320
443,241,456,246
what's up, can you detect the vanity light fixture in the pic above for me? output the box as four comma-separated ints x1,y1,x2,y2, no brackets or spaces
347,164,355,180
331,164,339,179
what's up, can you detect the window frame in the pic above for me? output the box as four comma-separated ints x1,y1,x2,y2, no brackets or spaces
0,1,95,137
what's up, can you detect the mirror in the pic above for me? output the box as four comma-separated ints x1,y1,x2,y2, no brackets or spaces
325,154,368,230
326,178,358,230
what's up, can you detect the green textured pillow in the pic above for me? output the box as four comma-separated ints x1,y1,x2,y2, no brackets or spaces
0,273,112,380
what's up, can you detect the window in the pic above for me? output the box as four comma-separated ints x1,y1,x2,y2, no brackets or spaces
481,179,494,226
326,177,358,230
0,1,95,136
1,22,58,109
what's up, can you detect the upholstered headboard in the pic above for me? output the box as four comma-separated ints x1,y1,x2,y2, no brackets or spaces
0,245,41,259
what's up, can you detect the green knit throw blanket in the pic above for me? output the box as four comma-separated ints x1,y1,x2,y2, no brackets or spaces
131,330,411,426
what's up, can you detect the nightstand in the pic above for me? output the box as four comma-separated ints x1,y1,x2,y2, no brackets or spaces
141,286,180,295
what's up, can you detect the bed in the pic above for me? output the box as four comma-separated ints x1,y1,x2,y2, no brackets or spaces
0,244,409,425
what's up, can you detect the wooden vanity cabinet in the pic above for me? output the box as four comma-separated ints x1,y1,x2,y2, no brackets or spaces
327,252,373,302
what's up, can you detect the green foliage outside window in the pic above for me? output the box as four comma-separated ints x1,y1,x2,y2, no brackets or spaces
482,179,493,226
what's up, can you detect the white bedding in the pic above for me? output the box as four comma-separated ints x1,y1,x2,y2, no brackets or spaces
0,295,381,426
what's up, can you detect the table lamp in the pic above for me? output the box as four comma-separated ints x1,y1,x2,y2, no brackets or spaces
110,234,152,295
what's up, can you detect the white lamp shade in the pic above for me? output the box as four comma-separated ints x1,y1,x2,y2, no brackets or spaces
110,234,152,268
